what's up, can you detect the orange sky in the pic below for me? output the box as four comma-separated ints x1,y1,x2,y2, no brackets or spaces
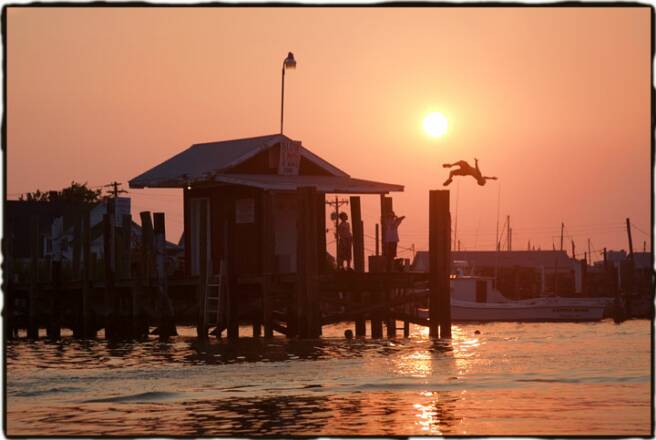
7,6,652,260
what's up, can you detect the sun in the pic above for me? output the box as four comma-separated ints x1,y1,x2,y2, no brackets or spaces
423,112,448,138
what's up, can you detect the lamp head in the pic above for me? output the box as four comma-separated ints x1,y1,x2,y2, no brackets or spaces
284,52,296,69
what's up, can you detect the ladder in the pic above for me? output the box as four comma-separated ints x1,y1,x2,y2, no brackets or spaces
204,261,225,333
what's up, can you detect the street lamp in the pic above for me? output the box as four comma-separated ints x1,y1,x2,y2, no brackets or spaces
280,52,296,134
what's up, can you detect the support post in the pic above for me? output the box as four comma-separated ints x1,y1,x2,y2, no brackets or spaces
154,212,176,339
429,190,451,338
139,211,154,337
350,196,366,337
295,187,320,338
28,216,39,338
102,198,117,339
260,191,275,338
47,260,62,339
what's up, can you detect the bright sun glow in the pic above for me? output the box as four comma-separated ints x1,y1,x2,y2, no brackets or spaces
423,112,448,138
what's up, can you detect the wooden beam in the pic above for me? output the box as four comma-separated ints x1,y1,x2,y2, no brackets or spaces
295,186,321,338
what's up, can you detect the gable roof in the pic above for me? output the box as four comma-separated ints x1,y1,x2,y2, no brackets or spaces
129,134,349,188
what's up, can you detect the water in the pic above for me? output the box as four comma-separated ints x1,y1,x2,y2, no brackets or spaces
6,320,652,436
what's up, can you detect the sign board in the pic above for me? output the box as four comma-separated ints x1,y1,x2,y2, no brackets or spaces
235,198,255,224
278,140,302,176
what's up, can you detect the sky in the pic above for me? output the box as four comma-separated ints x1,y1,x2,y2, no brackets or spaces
6,6,652,262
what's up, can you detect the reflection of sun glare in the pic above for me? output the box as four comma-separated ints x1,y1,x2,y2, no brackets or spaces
423,112,448,137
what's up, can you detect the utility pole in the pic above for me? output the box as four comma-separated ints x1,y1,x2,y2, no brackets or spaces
560,222,564,252
325,196,349,260
587,238,592,265
506,215,510,251
571,240,576,260
104,181,127,199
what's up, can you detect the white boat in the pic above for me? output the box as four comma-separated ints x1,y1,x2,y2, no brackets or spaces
418,276,610,322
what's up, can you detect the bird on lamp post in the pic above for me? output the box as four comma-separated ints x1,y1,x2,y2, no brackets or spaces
280,52,296,134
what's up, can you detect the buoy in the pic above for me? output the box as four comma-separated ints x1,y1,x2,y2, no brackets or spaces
344,329,354,339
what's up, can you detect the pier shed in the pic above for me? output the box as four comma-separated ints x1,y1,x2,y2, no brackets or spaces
129,134,403,278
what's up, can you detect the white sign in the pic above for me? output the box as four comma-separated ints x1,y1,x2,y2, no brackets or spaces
235,198,255,224
278,140,302,176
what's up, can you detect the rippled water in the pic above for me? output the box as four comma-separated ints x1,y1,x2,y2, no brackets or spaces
5,320,653,436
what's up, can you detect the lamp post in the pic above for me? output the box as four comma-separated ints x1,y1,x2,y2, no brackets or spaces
280,52,296,134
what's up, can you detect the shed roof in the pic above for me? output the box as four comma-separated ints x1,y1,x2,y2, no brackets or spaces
208,174,403,194
129,134,351,189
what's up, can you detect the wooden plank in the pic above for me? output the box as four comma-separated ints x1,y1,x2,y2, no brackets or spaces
429,190,451,338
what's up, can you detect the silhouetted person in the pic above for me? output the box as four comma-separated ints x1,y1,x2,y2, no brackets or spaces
337,212,353,270
383,211,405,271
443,158,497,186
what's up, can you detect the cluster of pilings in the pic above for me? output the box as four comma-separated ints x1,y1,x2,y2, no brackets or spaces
5,190,453,341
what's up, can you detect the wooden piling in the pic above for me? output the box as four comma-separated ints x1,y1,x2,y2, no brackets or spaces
102,205,116,339
295,187,320,338
194,203,208,340
429,190,451,338
27,216,39,339
260,191,275,338
72,217,81,279
154,212,176,339
139,211,154,337
225,211,239,340
78,212,93,338
47,260,62,339
350,196,366,337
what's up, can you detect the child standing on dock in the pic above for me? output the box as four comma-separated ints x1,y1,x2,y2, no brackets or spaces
337,212,353,270
383,211,405,271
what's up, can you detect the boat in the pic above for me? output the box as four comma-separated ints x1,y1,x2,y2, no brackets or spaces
417,275,610,322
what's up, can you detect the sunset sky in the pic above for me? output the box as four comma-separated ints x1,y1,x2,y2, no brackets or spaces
7,6,652,260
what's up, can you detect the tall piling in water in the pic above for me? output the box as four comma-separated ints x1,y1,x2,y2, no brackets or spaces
350,196,366,337
429,190,451,338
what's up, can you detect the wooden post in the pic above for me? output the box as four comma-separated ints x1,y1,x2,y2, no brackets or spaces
154,212,176,339
375,224,379,256
260,191,275,338
350,196,366,337
194,203,207,340
47,260,62,339
28,216,40,339
295,187,320,338
226,207,239,340
139,211,154,337
429,190,451,338
102,201,116,339
381,196,395,337
72,217,81,279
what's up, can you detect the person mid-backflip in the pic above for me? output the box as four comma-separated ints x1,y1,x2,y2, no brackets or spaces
442,158,498,186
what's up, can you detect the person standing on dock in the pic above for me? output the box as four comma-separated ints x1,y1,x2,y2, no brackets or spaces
383,211,405,271
337,212,353,270
442,158,497,186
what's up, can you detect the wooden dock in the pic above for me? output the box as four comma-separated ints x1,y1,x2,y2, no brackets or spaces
4,190,453,341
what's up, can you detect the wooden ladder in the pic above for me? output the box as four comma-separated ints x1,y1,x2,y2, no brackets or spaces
205,261,225,332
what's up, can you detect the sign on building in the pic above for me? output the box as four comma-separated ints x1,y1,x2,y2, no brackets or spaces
235,198,255,224
278,140,302,176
